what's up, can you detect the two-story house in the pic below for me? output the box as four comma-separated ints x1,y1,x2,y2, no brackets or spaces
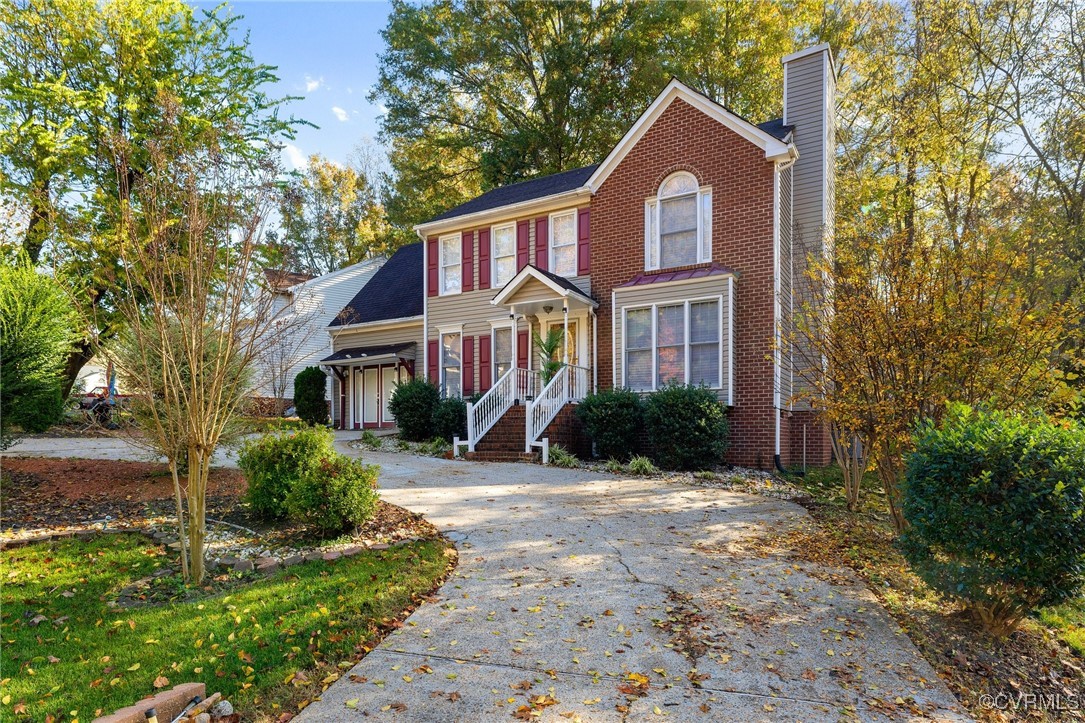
325,44,834,469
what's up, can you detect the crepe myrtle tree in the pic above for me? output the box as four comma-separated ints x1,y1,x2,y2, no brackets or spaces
109,102,303,584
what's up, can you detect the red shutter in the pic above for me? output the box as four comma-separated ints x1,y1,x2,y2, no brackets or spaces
577,208,591,275
461,231,474,292
516,220,530,271
478,334,492,391
478,228,491,290
535,217,548,270
427,339,439,383
426,236,439,297
517,330,529,369
462,336,475,396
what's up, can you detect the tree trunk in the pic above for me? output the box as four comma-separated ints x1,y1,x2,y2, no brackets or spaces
61,341,96,398
186,443,208,583
169,460,190,582
875,446,908,533
23,180,51,265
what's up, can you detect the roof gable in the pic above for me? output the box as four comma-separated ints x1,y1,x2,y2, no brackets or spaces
585,79,796,193
329,242,423,327
490,264,597,308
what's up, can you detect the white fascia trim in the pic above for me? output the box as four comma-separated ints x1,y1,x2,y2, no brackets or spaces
587,79,794,193
325,316,424,335
413,188,591,237
490,265,597,308
436,324,464,336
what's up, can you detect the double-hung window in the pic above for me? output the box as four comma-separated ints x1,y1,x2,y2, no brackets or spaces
549,210,577,277
623,298,722,391
492,325,513,384
439,233,461,295
645,172,712,271
492,223,516,287
441,331,462,397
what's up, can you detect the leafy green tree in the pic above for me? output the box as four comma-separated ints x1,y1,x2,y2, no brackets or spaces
294,366,329,426
0,254,78,447
0,0,301,392
275,153,392,275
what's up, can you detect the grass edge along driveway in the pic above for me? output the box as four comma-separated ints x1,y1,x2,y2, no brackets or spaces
0,533,455,720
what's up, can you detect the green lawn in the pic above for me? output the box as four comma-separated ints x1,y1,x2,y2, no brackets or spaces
1,533,454,721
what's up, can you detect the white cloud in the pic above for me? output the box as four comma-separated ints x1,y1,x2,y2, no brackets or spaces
331,106,349,122
283,144,306,170
304,75,323,93
377,103,389,116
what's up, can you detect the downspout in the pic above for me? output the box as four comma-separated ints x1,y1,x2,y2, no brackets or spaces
418,230,428,385
590,307,598,394
774,153,802,477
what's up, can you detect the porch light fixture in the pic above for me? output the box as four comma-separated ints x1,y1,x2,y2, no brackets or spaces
543,305,553,314
562,306,568,314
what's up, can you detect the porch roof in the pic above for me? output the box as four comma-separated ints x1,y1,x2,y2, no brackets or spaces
615,263,736,289
320,342,415,365
491,264,597,309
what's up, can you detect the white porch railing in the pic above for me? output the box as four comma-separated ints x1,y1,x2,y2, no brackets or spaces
525,364,591,454
459,368,539,454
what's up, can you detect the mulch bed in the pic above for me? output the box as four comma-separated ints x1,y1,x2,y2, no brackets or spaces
0,457,438,549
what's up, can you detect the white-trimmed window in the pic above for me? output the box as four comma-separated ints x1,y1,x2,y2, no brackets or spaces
622,297,722,391
492,223,516,287
439,233,461,295
645,172,712,271
549,209,577,277
441,331,462,397
491,324,514,384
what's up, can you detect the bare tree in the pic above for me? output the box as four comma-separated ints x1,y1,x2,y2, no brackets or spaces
256,287,319,416
109,106,303,583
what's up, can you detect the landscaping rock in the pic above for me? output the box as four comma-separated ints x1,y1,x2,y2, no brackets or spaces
282,555,304,567
340,546,363,557
255,557,281,574
232,559,254,572
304,551,324,562
322,551,342,561
94,682,205,723
218,556,239,570
368,543,390,550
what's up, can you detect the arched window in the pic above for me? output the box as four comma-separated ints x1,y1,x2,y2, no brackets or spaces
645,172,712,270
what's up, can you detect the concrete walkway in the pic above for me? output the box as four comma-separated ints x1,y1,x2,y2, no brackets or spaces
5,434,967,721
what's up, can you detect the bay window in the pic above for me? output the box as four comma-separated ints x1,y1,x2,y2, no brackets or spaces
645,172,712,271
623,298,722,391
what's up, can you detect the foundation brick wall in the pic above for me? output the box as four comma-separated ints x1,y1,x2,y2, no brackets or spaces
590,98,793,469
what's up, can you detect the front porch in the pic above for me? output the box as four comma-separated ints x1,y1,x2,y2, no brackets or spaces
458,265,599,460
321,343,416,430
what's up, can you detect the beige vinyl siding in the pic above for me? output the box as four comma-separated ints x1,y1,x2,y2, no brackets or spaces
613,276,733,404
428,219,592,395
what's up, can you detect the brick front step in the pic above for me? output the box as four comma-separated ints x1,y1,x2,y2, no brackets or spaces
465,451,538,463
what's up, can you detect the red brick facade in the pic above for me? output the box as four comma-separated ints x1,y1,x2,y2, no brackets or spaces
591,98,785,469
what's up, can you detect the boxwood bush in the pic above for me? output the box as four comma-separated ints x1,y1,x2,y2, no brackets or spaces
901,404,1085,635
388,378,441,441
285,455,380,533
293,366,329,426
575,388,644,461
433,396,468,442
643,383,728,471
238,426,335,520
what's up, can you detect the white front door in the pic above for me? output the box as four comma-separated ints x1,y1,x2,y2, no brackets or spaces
381,366,397,423
363,368,379,424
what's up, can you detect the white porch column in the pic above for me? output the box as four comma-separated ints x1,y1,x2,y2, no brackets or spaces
562,304,569,366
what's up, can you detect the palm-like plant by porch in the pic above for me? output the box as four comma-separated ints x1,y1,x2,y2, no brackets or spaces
533,327,566,384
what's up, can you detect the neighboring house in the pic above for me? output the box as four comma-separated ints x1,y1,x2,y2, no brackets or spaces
251,258,386,410
325,44,834,469
321,243,424,429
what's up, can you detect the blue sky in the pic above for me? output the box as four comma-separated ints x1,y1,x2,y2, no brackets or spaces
193,1,394,171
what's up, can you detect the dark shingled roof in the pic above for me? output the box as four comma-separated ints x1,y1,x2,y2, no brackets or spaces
756,118,793,141
427,164,599,224
329,242,423,327
264,268,314,291
320,343,415,364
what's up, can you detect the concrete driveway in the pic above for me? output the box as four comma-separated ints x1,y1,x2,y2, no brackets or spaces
5,434,967,721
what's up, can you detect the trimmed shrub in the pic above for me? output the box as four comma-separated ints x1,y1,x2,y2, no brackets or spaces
238,426,336,520
360,429,381,448
388,378,441,441
901,404,1085,635
643,383,728,471
285,455,380,533
294,366,329,426
433,396,467,442
627,455,661,476
575,388,644,461
548,444,579,468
